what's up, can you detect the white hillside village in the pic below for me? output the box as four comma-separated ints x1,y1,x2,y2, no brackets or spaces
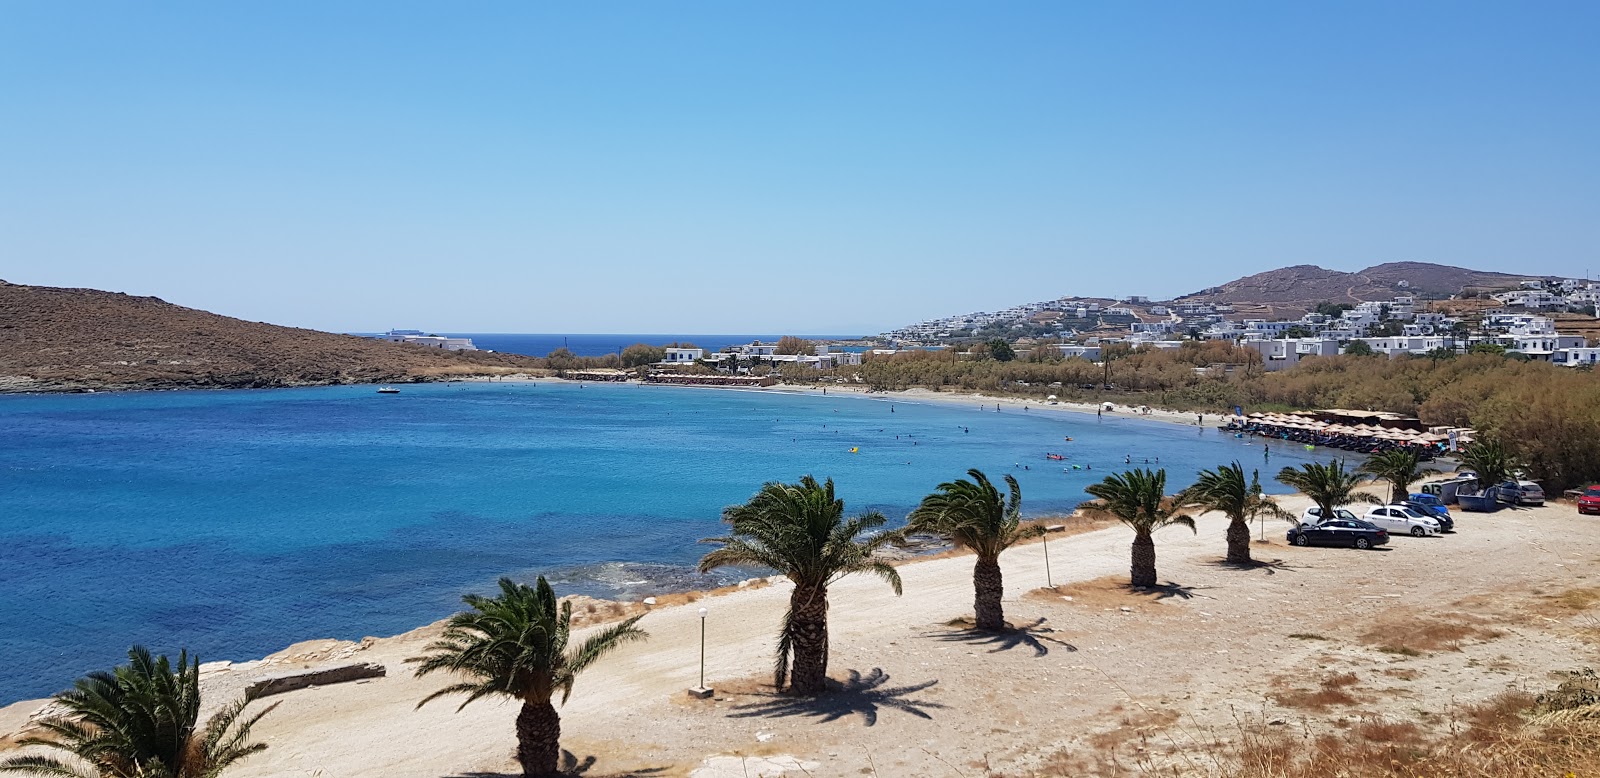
880,276,1600,369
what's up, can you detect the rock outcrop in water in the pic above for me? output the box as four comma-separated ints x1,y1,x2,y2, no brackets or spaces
0,280,546,392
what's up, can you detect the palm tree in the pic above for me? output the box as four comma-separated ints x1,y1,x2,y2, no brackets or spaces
1083,469,1196,587
412,577,648,778
906,468,1041,631
0,647,272,778
1457,438,1515,493
1358,449,1442,503
1276,460,1381,520
1177,462,1292,564
699,475,902,695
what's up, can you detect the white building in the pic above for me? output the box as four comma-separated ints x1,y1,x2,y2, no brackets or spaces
374,330,477,351
1055,345,1103,361
1492,290,1564,309
1354,336,1457,357
1503,334,1586,360
662,348,704,364
1554,348,1600,367
1244,339,1341,371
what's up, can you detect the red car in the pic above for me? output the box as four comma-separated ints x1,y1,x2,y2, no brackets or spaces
1580,486,1600,515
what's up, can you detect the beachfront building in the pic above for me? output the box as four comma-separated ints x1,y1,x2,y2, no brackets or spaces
702,341,861,373
662,347,704,364
373,330,478,351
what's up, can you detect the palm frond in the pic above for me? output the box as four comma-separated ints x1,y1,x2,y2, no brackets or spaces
701,475,901,691
557,615,649,704
0,754,98,778
409,575,648,715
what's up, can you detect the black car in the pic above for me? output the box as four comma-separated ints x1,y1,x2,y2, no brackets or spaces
1287,518,1390,550
1397,500,1454,532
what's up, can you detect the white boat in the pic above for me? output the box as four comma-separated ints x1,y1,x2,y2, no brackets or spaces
377,386,400,394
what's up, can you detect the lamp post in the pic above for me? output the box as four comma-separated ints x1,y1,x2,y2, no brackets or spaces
1042,528,1054,588
688,606,713,698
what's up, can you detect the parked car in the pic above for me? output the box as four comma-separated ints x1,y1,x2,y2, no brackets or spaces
1407,492,1451,516
1397,499,1453,532
1362,505,1442,537
1300,506,1360,526
1287,518,1389,549
1578,486,1600,516
1495,480,1546,507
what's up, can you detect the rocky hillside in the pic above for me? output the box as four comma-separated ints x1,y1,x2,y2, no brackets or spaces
1177,262,1547,308
0,281,545,392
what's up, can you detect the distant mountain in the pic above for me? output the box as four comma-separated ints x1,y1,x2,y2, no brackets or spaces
1176,262,1548,307
0,280,544,392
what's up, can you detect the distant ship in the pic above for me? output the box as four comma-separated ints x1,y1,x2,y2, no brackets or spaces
377,387,400,394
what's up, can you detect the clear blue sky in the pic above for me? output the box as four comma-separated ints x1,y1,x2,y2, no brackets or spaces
2,2,1596,334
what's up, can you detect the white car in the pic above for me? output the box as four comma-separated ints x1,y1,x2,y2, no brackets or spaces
1362,505,1442,537
1300,506,1359,526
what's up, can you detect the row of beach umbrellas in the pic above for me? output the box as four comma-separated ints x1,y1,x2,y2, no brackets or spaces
1241,412,1450,444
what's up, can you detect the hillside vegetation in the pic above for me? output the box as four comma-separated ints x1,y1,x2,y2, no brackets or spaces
1176,261,1543,308
0,280,543,392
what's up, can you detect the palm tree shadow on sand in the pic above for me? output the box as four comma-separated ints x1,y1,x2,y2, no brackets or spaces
1203,557,1303,574
727,668,946,726
444,750,669,778
924,617,1077,657
1131,581,1213,600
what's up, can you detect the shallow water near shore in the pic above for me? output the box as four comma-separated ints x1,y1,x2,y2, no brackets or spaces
0,382,1333,702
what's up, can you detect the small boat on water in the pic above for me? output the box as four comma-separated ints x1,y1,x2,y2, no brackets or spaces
377,386,400,394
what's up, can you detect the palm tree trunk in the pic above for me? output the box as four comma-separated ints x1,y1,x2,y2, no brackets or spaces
787,583,830,695
1130,529,1158,588
1390,482,1406,503
515,699,561,778
973,553,1005,631
1225,517,1252,564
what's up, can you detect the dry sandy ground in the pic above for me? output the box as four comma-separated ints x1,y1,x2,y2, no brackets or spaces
5,487,1598,778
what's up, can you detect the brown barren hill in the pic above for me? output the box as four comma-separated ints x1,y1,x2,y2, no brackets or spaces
1175,261,1548,313
0,280,545,392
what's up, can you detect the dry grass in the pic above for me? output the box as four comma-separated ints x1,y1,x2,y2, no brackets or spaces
1537,586,1600,615
1087,708,1183,753
1270,672,1362,711
1359,614,1504,655
1026,687,1590,778
1025,575,1175,610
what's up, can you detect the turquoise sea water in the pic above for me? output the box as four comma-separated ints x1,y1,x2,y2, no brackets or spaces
0,382,1333,703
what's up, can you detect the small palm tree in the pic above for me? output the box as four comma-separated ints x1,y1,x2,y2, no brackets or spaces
907,468,1041,631
0,646,272,778
1276,460,1380,520
699,475,902,695
1084,469,1196,587
1177,462,1292,564
1358,449,1442,503
1457,438,1515,493
412,577,648,778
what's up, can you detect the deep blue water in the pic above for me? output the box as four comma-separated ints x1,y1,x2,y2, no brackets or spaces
0,383,1332,703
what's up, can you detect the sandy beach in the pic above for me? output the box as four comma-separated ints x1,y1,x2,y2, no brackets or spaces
6,484,1596,777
